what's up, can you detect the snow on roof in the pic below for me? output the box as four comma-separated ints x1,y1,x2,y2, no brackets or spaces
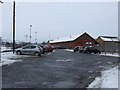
50,34,80,43
100,36,119,42
50,32,86,43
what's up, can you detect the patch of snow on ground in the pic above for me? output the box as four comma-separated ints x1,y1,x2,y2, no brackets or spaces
99,53,119,57
64,49,74,52
1,59,19,66
56,59,72,62
46,53,52,55
0,52,22,66
1,47,12,52
52,50,55,52
88,66,118,88
1,52,16,59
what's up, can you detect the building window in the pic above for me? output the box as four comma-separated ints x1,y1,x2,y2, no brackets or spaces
86,42,92,44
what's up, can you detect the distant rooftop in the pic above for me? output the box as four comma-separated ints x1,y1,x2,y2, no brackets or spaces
99,36,119,42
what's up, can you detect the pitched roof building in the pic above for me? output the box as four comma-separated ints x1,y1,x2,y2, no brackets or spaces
50,32,98,49
96,36,120,52
97,36,119,42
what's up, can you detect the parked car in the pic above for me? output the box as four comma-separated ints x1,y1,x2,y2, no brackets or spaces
15,44,44,56
74,46,80,52
83,47,101,54
40,44,54,52
74,46,84,52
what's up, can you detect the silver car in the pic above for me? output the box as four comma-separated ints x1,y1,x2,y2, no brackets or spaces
15,44,44,56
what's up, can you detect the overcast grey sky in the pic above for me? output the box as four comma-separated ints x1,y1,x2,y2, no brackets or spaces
1,1,118,43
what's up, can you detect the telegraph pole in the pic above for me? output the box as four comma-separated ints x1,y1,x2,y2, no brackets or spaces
0,0,3,56
13,1,15,53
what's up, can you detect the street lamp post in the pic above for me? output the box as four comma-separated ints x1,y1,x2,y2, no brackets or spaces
0,0,3,4
13,1,15,53
0,0,3,56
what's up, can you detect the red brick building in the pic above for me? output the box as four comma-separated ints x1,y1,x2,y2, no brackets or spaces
50,32,98,49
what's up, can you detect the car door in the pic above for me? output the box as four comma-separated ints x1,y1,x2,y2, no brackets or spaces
21,45,31,54
29,45,37,54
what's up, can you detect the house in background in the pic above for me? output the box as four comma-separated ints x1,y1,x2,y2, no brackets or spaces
50,32,99,49
96,36,120,53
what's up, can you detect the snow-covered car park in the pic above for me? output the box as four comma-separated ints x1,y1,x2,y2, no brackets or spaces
1,48,119,88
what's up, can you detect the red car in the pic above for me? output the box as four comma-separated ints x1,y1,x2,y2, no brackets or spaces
46,45,54,52
40,44,54,52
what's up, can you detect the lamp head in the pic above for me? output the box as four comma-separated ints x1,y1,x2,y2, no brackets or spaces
0,0,3,4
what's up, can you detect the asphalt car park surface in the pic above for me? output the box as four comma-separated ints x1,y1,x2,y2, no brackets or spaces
2,49,118,88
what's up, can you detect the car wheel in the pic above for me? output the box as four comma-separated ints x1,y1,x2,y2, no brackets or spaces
87,51,90,54
84,51,86,53
34,52,40,56
94,52,97,54
79,51,81,53
16,51,21,55
98,51,101,54
42,51,45,54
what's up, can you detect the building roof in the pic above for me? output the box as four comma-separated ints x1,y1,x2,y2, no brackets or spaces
50,34,80,43
50,32,96,43
99,36,119,42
